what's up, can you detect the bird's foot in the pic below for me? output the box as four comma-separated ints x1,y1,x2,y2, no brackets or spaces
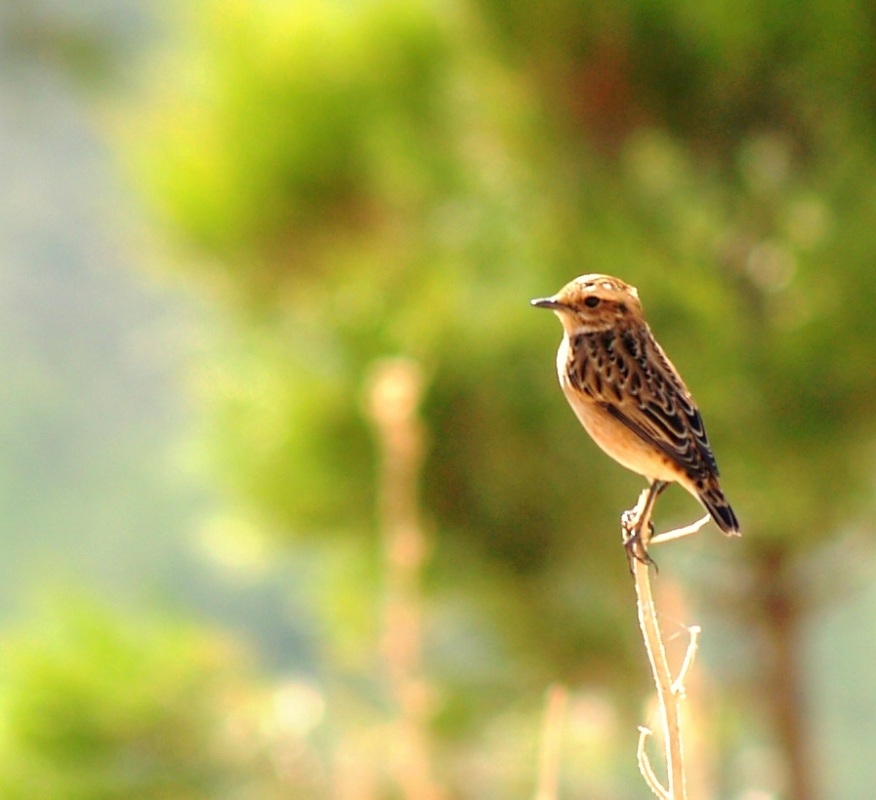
622,512,657,573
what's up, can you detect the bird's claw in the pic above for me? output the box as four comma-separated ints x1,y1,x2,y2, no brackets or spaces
622,515,657,573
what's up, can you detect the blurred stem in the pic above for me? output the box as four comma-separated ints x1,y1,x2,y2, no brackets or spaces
366,358,446,800
534,684,568,800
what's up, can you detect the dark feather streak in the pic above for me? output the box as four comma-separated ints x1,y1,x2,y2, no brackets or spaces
567,326,720,483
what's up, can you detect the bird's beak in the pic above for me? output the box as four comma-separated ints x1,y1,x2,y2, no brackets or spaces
531,296,564,310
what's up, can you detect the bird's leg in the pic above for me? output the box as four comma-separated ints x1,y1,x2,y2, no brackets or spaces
622,480,668,571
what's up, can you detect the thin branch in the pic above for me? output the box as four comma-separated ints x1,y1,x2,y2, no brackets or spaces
637,727,670,800
534,684,568,800
632,551,685,799
650,515,711,546
671,626,701,698
624,487,706,800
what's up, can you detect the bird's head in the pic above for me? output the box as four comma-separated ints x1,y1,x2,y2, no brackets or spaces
531,274,644,336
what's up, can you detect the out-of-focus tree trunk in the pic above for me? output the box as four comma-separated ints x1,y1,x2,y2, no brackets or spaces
756,548,817,800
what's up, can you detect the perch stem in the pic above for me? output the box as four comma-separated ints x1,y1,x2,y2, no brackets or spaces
625,484,692,800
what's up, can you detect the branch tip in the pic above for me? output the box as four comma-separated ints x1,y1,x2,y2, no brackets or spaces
636,724,670,800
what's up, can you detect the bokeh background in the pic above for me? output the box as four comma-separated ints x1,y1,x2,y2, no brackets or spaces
3,0,876,797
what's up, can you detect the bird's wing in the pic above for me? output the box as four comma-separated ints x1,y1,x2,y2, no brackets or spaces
568,328,719,481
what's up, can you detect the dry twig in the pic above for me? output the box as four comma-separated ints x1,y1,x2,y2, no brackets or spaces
623,488,704,800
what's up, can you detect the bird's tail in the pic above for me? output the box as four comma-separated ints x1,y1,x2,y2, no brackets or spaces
698,484,740,536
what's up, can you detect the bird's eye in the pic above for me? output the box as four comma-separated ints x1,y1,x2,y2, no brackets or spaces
584,295,600,308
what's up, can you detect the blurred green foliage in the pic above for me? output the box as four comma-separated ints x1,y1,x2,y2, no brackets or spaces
0,596,323,799
101,0,876,794
122,0,876,632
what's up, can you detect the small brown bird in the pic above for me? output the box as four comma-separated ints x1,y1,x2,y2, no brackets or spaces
532,274,739,543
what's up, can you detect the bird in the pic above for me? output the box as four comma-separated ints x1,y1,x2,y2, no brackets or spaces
531,274,739,559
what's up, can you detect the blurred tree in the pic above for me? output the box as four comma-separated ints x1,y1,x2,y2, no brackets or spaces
119,0,876,797
123,0,642,678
